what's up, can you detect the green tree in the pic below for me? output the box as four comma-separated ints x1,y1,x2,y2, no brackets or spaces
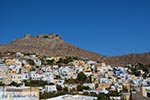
9,81,18,87
48,82,55,85
40,58,46,65
97,93,107,100
65,78,79,84
63,87,68,93
77,85,84,91
109,91,120,96
137,63,144,68
0,82,5,86
77,85,90,91
77,72,87,83
122,87,128,92
64,56,73,64
40,92,57,99
143,67,149,74
46,59,55,65
56,57,74,64
24,80,49,87
27,59,35,65
18,68,22,74
40,92,49,99
56,85,63,91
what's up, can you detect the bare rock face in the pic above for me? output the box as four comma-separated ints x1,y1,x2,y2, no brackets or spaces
24,33,31,38
35,33,62,40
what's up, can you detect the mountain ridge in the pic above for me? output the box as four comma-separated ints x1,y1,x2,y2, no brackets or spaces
0,34,103,61
0,33,150,66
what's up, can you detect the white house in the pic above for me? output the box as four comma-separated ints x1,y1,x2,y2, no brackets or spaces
9,65,16,69
53,65,59,69
11,74,22,84
41,72,54,83
75,66,84,73
100,78,109,84
16,52,24,57
30,71,41,80
87,60,96,65
0,65,7,77
84,71,93,77
0,59,4,63
41,65,52,72
59,67,71,79
97,63,109,73
45,85,57,92
30,54,37,59
15,59,22,68
22,72,30,80
83,83,95,90
110,96,121,100
34,59,41,67
116,85,123,92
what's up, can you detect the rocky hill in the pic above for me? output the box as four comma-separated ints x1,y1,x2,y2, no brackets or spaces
0,34,103,61
104,53,150,66
0,33,150,66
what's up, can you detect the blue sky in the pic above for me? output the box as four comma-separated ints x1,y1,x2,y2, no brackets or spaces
0,0,150,56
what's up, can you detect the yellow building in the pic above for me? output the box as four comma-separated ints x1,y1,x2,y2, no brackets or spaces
91,74,99,83
130,75,136,79
122,93,130,100
97,83,110,89
84,67,92,72
122,82,130,91
111,76,117,82
8,69,16,74
50,57,63,62
5,59,15,65
72,60,86,66
24,64,32,70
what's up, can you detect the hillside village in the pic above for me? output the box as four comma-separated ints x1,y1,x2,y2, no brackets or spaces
0,52,150,100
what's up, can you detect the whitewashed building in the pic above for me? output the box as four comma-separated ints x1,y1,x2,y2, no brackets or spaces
45,85,57,92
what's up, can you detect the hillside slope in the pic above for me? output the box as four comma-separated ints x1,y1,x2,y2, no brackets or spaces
0,34,103,61
0,34,150,65
104,53,150,65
